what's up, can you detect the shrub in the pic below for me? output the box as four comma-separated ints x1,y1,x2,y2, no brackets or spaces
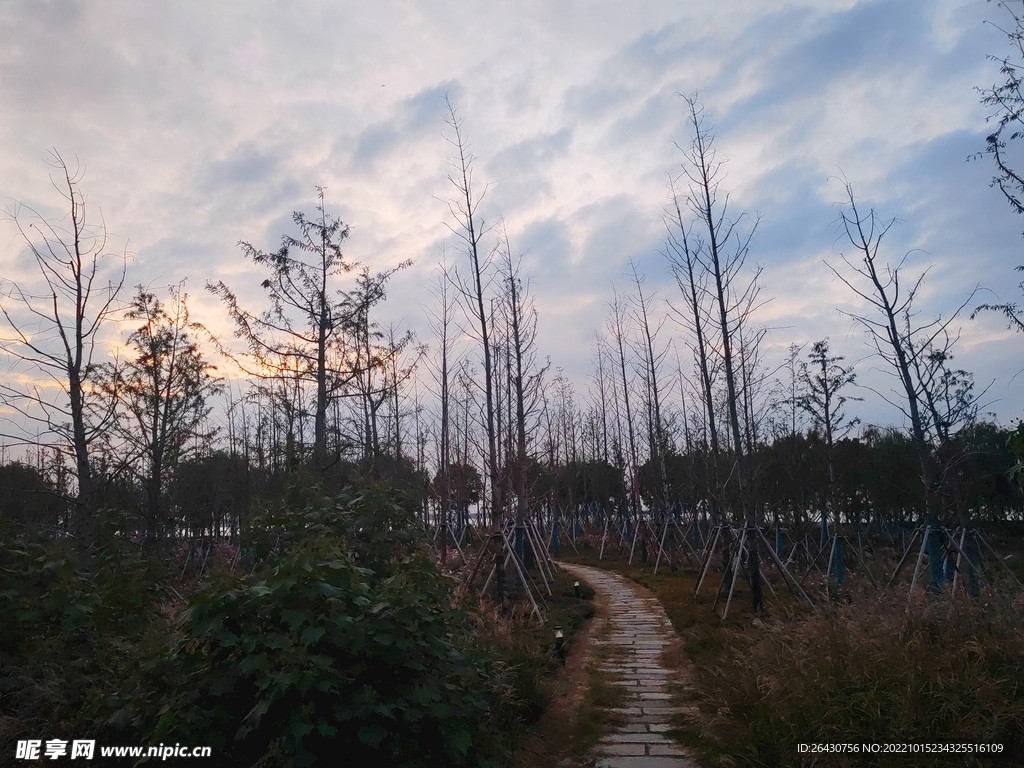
137,485,520,767
0,513,165,744
3,483,572,767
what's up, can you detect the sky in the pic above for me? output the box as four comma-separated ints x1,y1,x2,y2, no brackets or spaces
1,0,1022,439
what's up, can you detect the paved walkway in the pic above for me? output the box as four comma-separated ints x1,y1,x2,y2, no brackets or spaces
560,563,699,768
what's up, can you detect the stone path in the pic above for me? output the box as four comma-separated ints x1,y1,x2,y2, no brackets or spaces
560,563,699,768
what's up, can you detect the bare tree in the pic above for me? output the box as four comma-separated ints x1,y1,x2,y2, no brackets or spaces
826,182,976,551
348,268,389,466
736,325,772,456
905,331,983,447
675,95,765,526
497,225,547,562
0,152,126,547
381,320,421,463
629,260,670,509
607,288,640,517
671,346,694,456
424,254,460,561
442,98,500,527
770,343,806,441
674,94,770,612
665,179,720,461
665,180,727,528
589,335,613,465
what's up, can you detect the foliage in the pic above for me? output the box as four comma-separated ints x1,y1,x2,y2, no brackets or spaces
130,484,524,768
0,461,67,534
552,460,624,513
169,451,255,537
979,0,1024,219
938,422,1022,521
430,462,483,520
2,481,589,768
1009,420,1024,487
0,512,165,744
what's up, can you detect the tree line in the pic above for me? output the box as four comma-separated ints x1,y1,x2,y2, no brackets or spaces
2,74,1023,579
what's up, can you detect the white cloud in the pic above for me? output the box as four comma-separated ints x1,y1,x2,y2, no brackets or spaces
0,0,1020,435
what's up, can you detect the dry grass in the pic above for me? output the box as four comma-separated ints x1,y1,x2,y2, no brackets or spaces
691,586,1024,766
450,563,598,766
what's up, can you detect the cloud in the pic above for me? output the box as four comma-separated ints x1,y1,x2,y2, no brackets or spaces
0,0,1021,439
351,84,456,170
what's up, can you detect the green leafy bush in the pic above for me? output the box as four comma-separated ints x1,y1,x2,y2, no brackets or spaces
0,515,164,744
3,483,572,767
138,486,520,767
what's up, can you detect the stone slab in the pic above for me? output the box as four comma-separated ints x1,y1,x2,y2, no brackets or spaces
602,743,647,756
596,758,695,768
560,562,699,768
601,733,671,744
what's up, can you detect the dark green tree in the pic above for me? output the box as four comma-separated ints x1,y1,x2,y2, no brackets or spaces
209,189,359,472
104,285,220,540
798,338,861,531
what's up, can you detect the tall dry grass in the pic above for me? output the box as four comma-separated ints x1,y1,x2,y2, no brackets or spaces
691,586,1024,766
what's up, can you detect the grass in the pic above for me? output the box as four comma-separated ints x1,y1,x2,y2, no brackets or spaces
516,595,628,767
462,564,600,768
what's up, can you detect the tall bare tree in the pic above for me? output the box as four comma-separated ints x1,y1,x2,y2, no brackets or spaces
665,178,720,462
425,255,460,561
684,98,761,452
675,94,766,611
607,289,640,517
443,98,500,527
497,225,546,562
827,182,977,589
0,152,126,547
381,320,420,463
589,334,613,465
629,261,670,509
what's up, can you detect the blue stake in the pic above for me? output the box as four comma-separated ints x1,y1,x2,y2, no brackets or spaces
927,520,944,595
834,537,845,586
